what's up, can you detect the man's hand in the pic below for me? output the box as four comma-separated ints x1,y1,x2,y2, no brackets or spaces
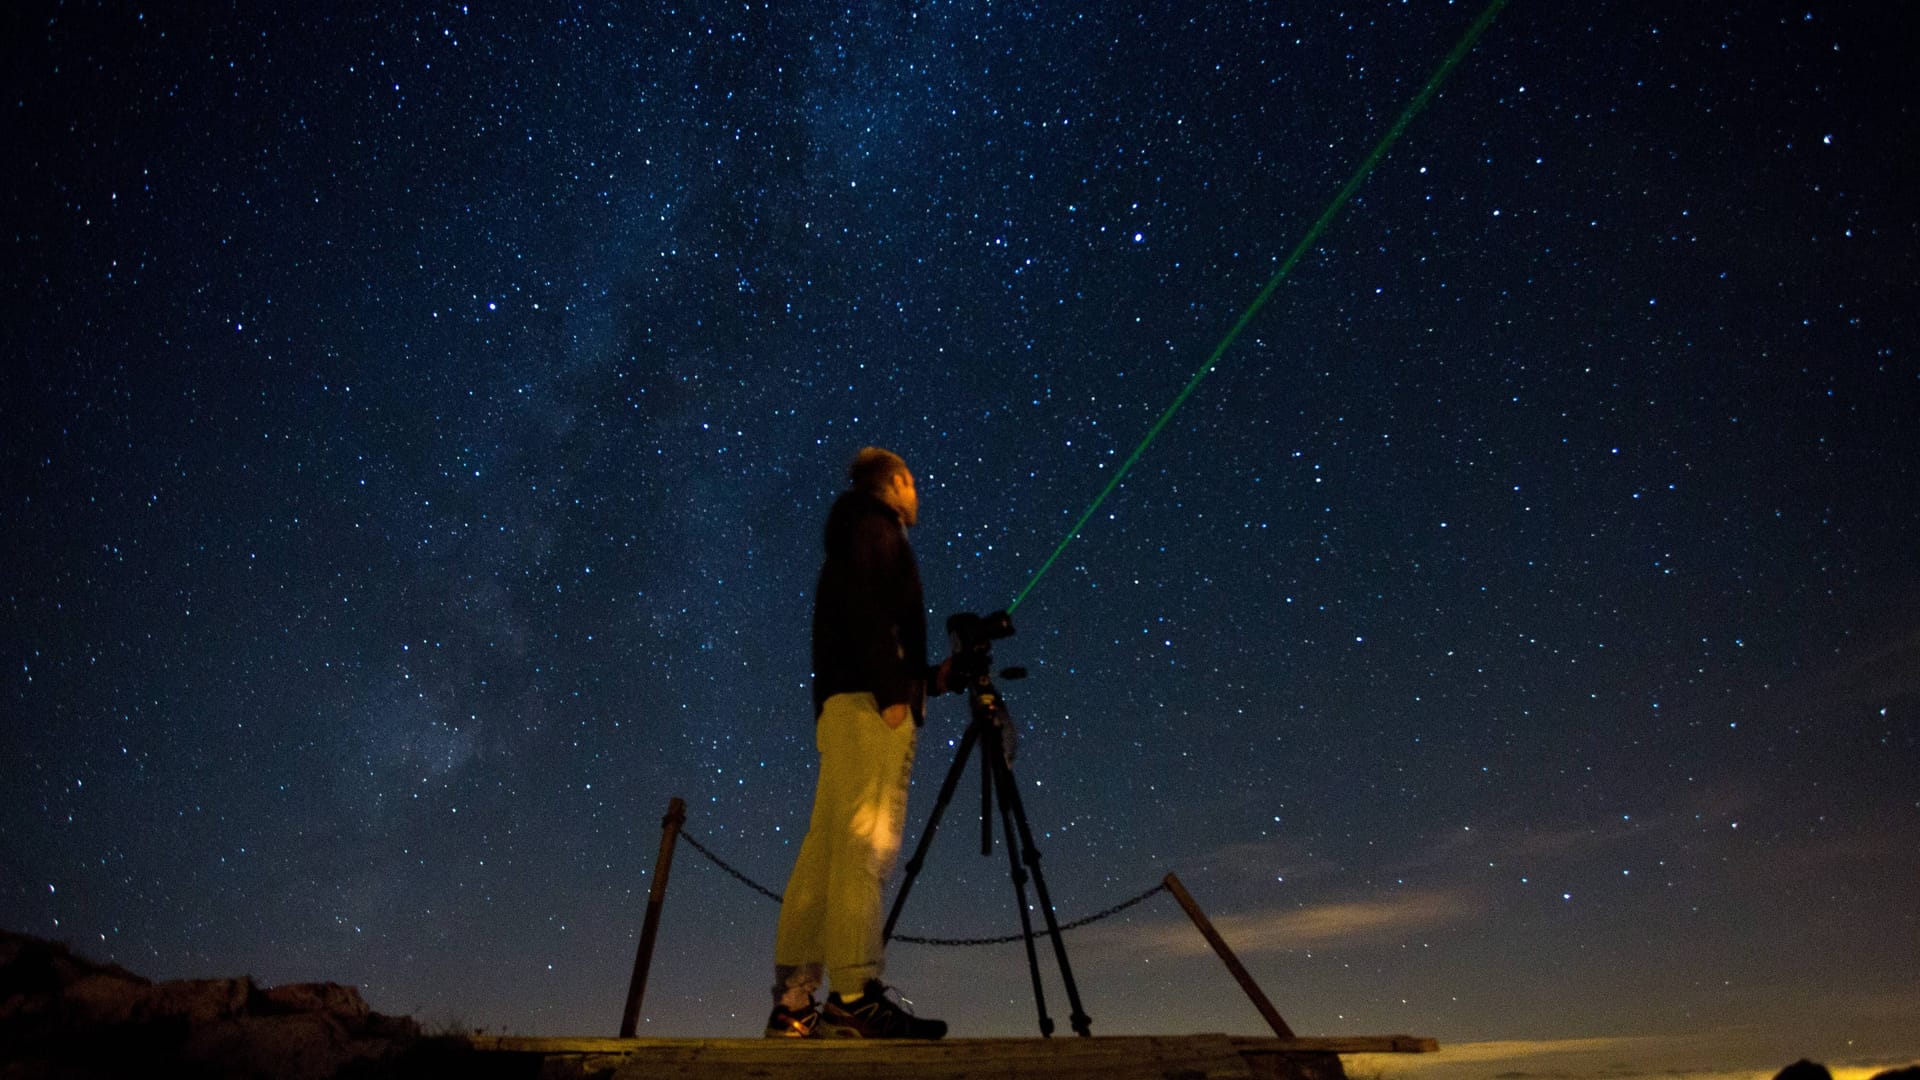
881,702,912,729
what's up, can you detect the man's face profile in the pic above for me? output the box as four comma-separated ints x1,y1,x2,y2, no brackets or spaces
883,468,918,528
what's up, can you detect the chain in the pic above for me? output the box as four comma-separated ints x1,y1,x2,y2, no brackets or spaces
892,882,1169,946
678,829,1169,948
679,830,786,904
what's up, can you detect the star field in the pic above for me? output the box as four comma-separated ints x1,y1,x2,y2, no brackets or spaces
4,2,1916,1074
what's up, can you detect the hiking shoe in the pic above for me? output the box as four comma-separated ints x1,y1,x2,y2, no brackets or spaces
821,980,947,1039
764,1001,821,1038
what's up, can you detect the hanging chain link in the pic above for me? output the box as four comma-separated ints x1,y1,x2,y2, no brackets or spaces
678,829,1168,947
892,882,1169,946
678,830,787,904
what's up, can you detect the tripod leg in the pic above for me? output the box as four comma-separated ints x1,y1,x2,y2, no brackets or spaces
884,718,981,944
988,744,1055,1037
980,732,994,856
990,749,1094,1037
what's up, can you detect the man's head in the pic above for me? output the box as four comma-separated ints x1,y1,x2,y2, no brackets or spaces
849,446,918,528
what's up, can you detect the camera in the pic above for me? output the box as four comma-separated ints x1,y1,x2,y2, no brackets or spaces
944,610,1018,690
947,609,1013,652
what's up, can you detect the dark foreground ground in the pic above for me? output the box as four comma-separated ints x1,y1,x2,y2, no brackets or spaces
0,929,495,1079
0,929,1360,1079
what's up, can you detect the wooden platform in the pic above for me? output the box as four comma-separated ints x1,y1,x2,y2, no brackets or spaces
466,1033,1437,1079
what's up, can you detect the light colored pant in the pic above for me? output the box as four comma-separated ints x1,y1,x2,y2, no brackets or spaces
772,692,918,1007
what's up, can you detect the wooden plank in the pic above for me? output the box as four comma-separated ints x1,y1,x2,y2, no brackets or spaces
466,1033,1437,1080
470,1034,1437,1056
595,1034,1253,1079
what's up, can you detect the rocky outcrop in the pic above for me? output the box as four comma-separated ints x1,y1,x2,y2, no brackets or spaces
0,930,466,1079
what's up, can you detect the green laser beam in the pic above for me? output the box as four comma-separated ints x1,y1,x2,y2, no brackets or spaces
1007,0,1507,614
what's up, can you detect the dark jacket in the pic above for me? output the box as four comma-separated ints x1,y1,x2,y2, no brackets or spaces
811,489,929,723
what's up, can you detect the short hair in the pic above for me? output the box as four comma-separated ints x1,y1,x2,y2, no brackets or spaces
849,447,909,493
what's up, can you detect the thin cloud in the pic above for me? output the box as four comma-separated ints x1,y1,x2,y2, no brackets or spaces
1400,1033,1679,1064
1819,624,1920,703
1131,889,1476,956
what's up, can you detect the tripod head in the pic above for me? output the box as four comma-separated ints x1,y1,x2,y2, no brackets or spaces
945,609,1025,762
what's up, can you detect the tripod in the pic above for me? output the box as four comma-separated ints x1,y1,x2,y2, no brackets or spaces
883,663,1092,1038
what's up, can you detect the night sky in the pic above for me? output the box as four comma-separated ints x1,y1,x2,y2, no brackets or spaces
5,2,1916,1076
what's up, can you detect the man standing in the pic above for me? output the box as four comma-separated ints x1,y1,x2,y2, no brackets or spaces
766,448,950,1040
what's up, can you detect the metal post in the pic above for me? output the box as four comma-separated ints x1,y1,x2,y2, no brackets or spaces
620,797,686,1037
1163,872,1296,1039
